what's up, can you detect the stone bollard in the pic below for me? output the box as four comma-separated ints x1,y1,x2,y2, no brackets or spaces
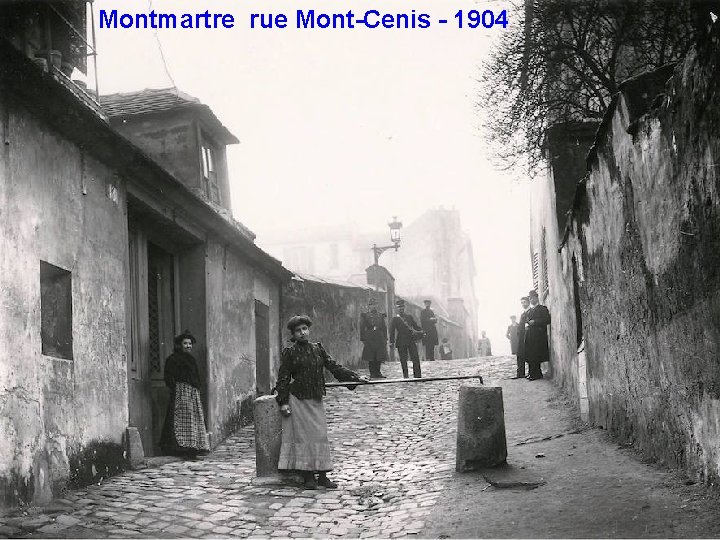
125,427,145,468
254,395,282,478
456,385,507,472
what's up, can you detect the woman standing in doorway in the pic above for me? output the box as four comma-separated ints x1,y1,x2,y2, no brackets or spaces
276,316,368,490
160,330,209,459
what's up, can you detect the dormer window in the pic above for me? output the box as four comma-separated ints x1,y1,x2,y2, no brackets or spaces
200,132,220,204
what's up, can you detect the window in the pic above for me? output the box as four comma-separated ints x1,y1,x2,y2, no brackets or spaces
532,252,540,292
40,261,73,359
200,132,220,204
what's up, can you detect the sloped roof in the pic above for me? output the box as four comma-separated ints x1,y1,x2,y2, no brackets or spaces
101,87,200,116
294,272,374,291
100,88,239,144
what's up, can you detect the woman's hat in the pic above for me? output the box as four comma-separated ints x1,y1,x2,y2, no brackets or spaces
395,299,405,307
287,315,312,332
174,330,196,345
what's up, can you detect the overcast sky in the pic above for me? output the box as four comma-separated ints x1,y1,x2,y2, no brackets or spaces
94,0,532,353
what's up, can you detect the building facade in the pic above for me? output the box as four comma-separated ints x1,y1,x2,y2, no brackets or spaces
0,2,291,508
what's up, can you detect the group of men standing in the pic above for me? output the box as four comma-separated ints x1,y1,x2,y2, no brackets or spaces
506,289,551,381
359,297,443,380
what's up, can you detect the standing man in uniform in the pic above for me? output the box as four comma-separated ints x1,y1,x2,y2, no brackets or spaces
389,299,424,379
525,290,551,380
512,296,531,379
420,299,439,361
360,297,388,379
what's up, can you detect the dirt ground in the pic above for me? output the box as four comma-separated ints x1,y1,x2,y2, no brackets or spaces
424,357,720,539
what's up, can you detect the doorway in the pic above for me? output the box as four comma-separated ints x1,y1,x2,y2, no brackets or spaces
127,228,178,456
255,300,270,395
572,255,589,422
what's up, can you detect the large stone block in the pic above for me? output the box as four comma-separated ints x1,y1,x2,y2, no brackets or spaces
456,385,507,471
125,427,144,468
254,395,282,477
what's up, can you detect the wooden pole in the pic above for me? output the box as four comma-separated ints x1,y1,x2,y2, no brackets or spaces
325,374,483,387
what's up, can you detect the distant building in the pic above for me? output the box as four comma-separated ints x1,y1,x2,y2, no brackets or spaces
261,207,478,356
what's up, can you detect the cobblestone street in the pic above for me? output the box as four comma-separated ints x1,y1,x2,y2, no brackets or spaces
1,357,501,539
5,355,720,539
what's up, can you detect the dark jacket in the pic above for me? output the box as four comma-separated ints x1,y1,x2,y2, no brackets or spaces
275,341,361,405
420,308,439,346
389,313,423,347
360,310,388,346
525,304,551,363
164,351,201,390
506,323,519,353
517,309,529,360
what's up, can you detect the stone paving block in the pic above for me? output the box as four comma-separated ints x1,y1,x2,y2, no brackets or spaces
19,516,52,531
197,503,225,512
36,523,68,535
165,524,190,535
208,511,236,522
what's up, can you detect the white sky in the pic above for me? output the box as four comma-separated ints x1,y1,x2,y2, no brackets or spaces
94,0,532,353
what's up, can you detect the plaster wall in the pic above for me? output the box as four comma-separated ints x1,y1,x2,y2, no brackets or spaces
0,94,129,507
282,278,381,370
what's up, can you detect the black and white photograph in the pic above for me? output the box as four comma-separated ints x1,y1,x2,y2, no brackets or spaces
2,0,720,537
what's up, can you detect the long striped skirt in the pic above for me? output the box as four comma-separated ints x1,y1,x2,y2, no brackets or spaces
172,382,209,451
278,394,333,472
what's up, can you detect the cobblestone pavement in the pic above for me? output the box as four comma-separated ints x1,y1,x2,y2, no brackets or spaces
1,356,505,539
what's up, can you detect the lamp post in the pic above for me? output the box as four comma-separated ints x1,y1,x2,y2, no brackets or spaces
371,216,403,265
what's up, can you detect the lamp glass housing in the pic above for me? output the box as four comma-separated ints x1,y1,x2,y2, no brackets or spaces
389,217,402,244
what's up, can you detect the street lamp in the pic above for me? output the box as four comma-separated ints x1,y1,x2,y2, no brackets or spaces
372,216,403,265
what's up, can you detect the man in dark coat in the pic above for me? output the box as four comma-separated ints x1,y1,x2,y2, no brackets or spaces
420,300,439,361
389,299,423,378
506,316,520,354
513,296,531,379
360,297,388,379
525,290,551,380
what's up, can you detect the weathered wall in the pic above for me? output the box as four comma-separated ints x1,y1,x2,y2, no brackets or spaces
566,31,720,482
112,111,201,194
0,92,129,507
204,243,284,446
282,277,383,370
205,243,254,445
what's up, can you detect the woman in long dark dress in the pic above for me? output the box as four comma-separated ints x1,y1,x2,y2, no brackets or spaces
160,330,209,459
275,315,368,490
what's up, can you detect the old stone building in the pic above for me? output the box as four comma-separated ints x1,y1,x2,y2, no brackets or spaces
0,1,291,508
531,23,720,481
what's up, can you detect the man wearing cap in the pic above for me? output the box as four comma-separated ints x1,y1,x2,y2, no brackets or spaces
524,290,551,380
420,299,439,361
360,297,388,379
512,296,531,379
389,299,424,378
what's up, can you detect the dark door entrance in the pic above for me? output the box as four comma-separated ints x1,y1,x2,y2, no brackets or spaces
255,300,271,395
127,227,177,456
